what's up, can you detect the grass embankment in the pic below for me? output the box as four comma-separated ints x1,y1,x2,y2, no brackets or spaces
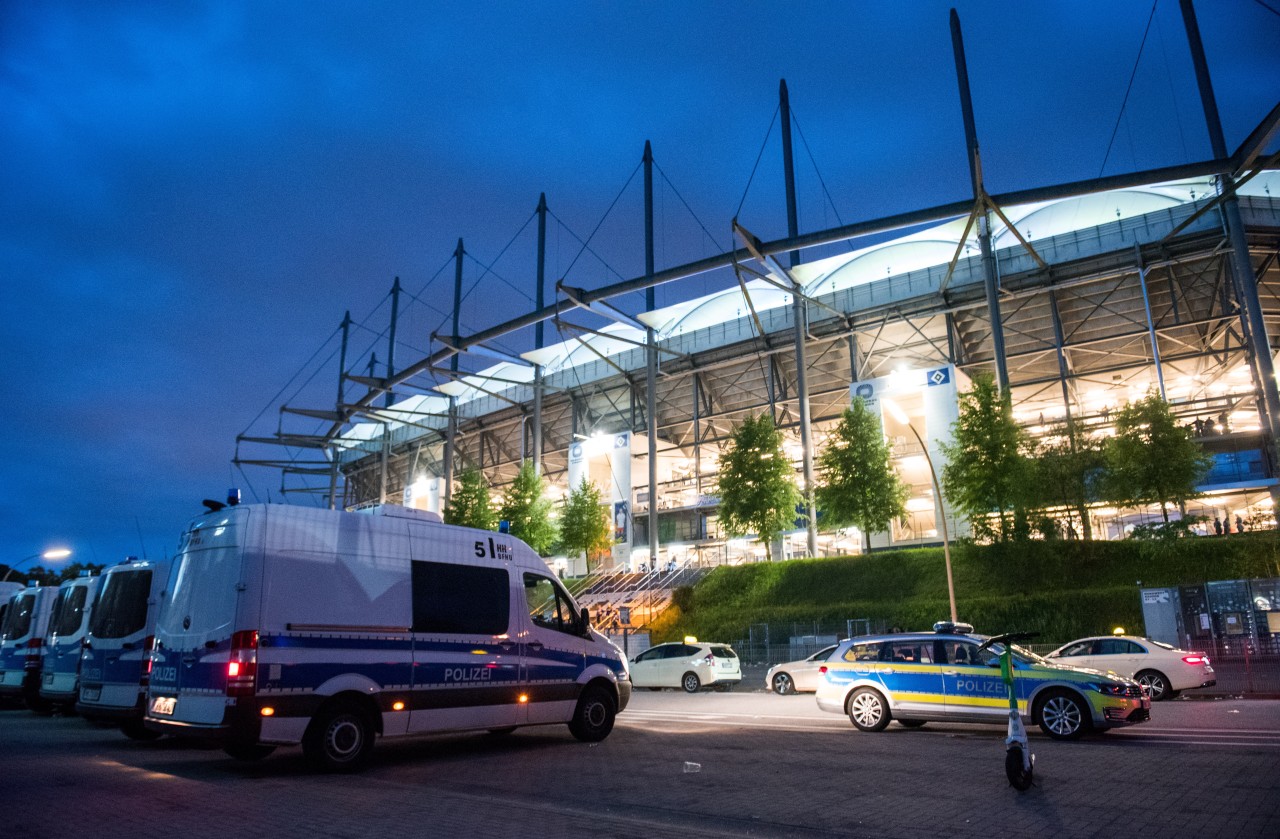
649,533,1280,644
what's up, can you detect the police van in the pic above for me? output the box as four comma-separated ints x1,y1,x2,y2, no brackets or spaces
39,573,99,710
144,502,631,771
77,557,170,740
0,584,58,711
0,582,23,637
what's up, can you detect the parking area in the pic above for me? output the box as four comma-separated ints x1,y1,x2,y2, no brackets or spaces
4,692,1279,838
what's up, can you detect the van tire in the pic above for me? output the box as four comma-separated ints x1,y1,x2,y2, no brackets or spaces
224,742,276,761
568,685,616,742
303,701,374,772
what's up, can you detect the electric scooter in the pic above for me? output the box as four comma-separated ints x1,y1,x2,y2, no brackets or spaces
977,631,1040,791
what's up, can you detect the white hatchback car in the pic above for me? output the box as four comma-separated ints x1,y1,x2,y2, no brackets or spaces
766,645,838,694
629,641,742,693
1045,635,1215,701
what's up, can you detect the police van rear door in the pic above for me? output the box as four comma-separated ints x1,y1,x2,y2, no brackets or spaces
148,509,251,727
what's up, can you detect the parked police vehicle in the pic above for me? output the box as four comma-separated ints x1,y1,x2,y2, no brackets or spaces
0,582,23,642
39,573,99,711
816,622,1150,740
77,557,170,740
144,501,630,771
0,584,58,711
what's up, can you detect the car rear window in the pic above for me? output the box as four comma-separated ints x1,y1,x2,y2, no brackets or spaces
710,646,736,658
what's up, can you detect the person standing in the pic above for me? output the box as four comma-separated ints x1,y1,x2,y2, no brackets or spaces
1214,516,1223,536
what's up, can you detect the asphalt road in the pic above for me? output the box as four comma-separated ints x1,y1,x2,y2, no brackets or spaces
3,690,1278,838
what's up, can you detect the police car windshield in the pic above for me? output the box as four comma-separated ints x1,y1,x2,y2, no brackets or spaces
989,642,1049,665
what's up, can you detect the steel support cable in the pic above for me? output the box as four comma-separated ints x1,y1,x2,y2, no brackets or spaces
653,160,727,253
239,323,344,436
1100,0,1159,177
735,102,780,219
458,211,538,307
557,160,643,283
790,108,853,252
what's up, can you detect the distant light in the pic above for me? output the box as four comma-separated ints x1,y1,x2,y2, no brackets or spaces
260,707,275,717
42,548,72,560
392,701,405,712
1112,627,1125,636
683,636,698,644
518,694,528,704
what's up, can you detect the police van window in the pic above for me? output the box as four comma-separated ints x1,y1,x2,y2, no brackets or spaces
89,571,152,639
52,586,89,637
842,642,881,662
411,561,510,635
524,573,581,635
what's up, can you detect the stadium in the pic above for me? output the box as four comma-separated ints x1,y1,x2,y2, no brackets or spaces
236,15,1280,581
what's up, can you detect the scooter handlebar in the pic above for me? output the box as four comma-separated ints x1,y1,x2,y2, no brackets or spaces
977,631,1041,652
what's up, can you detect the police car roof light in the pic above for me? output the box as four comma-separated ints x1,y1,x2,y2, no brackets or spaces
933,621,974,634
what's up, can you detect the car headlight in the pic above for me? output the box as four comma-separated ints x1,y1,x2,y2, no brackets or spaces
1087,682,1129,696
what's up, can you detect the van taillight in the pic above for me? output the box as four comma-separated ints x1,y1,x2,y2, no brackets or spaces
24,638,42,666
227,630,258,697
141,636,155,685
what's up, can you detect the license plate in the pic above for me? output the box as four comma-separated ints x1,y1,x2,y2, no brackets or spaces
151,696,176,716
81,687,101,702
43,673,54,685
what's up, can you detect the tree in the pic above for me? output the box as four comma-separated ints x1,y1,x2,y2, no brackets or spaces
815,399,908,541
558,478,613,571
940,372,1034,542
443,468,497,531
1102,391,1211,523
715,413,803,560
497,461,558,556
1028,420,1105,540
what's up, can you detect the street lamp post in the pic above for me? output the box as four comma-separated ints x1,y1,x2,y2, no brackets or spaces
882,399,958,623
2,548,72,584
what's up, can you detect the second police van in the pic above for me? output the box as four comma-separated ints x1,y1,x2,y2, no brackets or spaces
144,501,631,771
40,573,99,711
0,584,58,711
77,557,171,740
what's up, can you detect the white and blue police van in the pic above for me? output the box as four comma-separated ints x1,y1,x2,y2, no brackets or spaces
0,582,23,636
144,501,631,771
0,584,58,711
39,573,99,711
77,557,171,739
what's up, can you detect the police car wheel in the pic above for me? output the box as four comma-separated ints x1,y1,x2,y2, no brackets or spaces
1136,670,1171,701
681,672,701,693
771,673,794,695
1036,690,1088,740
304,702,374,772
568,686,616,742
847,688,891,732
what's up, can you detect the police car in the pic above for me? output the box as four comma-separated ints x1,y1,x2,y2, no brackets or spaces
815,622,1150,740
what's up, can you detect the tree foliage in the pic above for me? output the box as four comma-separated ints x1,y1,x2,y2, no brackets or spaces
1027,420,1106,540
940,372,1034,542
815,399,908,539
497,461,558,556
443,467,497,531
715,413,803,560
557,478,613,570
0,561,105,587
1101,391,1211,523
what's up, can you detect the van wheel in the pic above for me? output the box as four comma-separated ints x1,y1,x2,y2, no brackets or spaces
303,702,374,773
568,685,616,742
224,742,276,761
121,719,163,741
681,672,701,693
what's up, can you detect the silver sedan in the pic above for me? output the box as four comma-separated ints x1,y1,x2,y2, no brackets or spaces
765,645,838,695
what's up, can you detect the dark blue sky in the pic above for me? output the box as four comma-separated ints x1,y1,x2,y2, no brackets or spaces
2,1,1277,571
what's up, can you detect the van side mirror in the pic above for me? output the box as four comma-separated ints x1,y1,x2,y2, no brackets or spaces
580,607,592,634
